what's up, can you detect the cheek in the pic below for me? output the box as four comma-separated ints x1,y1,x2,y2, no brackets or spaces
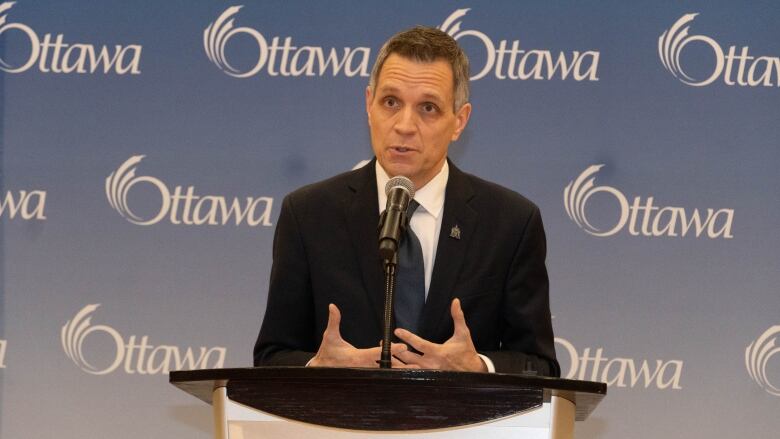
368,118,385,137
426,125,455,148
372,115,395,133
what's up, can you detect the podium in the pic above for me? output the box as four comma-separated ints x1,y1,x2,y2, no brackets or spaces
170,367,605,439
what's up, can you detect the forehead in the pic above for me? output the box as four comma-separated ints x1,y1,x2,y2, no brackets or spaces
376,54,455,101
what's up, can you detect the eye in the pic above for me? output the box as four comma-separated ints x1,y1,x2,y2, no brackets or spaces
421,102,439,114
383,97,399,108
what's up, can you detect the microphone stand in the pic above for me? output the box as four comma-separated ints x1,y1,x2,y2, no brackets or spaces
377,208,408,369
378,254,397,369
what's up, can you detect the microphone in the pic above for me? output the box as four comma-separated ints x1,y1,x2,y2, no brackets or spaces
377,175,415,368
378,176,415,262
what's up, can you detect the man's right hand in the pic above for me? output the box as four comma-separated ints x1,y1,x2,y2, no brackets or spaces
308,304,406,368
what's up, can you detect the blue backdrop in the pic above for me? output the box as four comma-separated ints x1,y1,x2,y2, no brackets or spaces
1,1,779,438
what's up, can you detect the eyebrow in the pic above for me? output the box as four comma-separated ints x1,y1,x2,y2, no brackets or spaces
376,86,445,104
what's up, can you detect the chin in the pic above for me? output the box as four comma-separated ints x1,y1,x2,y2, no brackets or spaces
387,166,417,179
379,161,413,177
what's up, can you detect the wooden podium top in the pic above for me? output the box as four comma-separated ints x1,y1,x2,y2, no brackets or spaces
171,367,605,431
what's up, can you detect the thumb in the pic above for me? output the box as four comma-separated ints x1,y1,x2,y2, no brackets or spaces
451,298,469,337
325,303,343,340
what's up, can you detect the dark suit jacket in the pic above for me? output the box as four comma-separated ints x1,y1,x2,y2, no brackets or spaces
253,159,560,376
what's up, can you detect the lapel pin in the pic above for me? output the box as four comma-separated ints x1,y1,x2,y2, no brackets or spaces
449,225,461,240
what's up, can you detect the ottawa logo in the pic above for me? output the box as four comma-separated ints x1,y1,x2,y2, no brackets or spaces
439,8,599,81
564,165,734,239
555,337,683,390
204,5,370,78
659,13,780,87
61,304,226,375
0,1,142,75
105,155,273,227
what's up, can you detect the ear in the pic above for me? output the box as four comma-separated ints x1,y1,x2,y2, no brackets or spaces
365,86,373,125
451,102,472,141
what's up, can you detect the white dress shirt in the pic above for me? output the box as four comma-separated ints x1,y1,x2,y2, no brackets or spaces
376,161,447,297
376,161,495,373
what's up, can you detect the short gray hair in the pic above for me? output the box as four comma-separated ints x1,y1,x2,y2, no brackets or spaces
368,26,470,112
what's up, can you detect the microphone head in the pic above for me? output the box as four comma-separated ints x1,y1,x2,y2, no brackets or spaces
385,176,415,199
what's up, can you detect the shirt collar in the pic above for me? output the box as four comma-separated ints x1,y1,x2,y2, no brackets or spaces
376,160,448,219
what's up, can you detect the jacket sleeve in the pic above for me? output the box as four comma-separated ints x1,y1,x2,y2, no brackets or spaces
480,206,560,377
253,194,317,366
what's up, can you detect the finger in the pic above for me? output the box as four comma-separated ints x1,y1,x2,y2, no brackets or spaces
393,348,424,366
378,340,407,349
390,342,409,354
377,341,408,361
450,298,470,337
394,328,435,353
324,303,342,339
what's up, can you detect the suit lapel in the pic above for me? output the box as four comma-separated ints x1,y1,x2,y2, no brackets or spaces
345,160,386,333
418,162,477,339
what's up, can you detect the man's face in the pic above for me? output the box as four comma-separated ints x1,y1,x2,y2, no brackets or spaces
366,54,471,189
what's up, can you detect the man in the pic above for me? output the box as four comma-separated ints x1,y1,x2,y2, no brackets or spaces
254,26,559,376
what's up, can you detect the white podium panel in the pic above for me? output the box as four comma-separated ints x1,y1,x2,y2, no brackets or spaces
213,387,575,439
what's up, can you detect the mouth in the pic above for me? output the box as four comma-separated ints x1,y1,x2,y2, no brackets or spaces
389,146,417,153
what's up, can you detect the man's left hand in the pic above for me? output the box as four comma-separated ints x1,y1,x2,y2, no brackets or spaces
393,298,488,372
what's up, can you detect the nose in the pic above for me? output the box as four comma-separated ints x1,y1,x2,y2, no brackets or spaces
393,106,417,135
